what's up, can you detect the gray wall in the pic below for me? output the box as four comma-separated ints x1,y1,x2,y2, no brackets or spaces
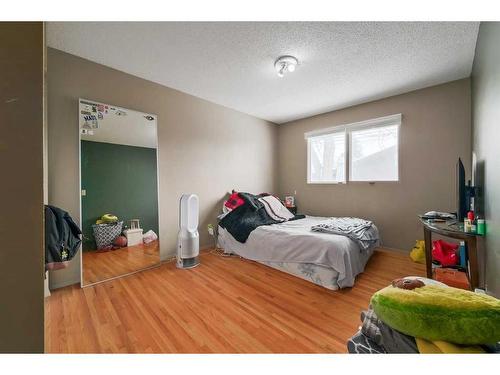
471,22,500,297
0,22,45,352
278,79,472,251
47,48,278,289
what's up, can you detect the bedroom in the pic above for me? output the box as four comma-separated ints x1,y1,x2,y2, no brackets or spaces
1,0,500,371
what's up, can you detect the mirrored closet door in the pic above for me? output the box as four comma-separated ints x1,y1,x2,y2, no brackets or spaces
79,99,160,286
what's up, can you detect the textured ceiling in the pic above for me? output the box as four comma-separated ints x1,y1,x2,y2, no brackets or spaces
47,22,479,124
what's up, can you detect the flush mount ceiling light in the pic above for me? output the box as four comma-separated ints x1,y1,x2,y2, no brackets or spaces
274,55,299,78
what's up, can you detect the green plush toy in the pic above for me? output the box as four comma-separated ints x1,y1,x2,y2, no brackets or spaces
371,282,500,345
101,213,118,223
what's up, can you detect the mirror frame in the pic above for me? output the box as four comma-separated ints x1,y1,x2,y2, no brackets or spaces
78,98,161,287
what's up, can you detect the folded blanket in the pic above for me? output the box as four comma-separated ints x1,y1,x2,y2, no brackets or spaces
361,307,418,353
311,217,379,252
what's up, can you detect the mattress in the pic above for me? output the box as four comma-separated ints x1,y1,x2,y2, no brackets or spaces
218,215,378,289
258,260,340,290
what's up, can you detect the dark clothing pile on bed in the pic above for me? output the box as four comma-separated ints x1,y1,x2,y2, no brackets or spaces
218,192,305,243
311,217,379,253
347,306,500,354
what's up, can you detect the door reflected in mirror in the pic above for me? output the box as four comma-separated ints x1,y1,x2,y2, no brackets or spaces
79,99,160,286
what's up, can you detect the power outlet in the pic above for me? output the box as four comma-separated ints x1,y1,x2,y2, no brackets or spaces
207,224,214,236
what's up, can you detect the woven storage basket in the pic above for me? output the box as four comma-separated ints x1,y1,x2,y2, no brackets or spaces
92,221,123,249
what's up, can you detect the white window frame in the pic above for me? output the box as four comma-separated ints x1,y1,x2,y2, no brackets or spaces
305,113,402,184
306,129,347,184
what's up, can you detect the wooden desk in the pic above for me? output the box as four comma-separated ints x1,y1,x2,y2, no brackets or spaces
420,218,482,290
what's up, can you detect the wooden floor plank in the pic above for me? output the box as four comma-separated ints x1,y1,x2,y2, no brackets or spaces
82,240,160,285
45,248,425,353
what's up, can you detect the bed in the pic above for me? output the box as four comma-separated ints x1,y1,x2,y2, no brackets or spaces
218,215,378,290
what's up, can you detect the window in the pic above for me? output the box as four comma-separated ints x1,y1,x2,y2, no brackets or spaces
350,124,399,181
307,130,346,183
305,114,401,184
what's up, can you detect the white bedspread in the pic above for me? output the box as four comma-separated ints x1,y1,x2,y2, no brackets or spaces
218,216,378,288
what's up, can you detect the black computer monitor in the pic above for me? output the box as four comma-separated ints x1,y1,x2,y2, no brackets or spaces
456,158,467,221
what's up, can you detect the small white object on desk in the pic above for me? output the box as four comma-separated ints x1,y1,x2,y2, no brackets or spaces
124,228,143,247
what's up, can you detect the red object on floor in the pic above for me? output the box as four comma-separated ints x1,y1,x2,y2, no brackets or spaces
432,239,459,267
434,268,471,290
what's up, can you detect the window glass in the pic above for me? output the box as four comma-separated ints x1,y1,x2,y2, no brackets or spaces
349,124,399,181
308,131,346,183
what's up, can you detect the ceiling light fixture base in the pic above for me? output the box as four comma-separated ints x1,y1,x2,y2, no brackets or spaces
274,55,299,77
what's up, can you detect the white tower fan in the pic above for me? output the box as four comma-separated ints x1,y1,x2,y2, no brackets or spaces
177,194,200,269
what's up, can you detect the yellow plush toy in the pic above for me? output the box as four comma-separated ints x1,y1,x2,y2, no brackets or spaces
410,240,426,264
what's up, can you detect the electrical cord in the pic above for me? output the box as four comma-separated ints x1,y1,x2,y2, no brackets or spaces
208,224,241,258
161,255,177,264
209,247,238,258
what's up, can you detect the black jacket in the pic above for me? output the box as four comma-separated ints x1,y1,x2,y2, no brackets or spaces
45,205,81,270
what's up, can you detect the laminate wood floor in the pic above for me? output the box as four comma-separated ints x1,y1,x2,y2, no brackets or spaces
45,248,425,353
82,240,160,285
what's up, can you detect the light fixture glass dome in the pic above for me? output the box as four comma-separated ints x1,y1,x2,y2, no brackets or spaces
274,55,298,77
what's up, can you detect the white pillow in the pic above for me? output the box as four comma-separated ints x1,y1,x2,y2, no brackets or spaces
259,195,295,221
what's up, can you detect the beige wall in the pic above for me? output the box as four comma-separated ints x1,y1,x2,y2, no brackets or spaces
47,48,278,289
0,22,45,352
278,79,472,251
471,22,500,297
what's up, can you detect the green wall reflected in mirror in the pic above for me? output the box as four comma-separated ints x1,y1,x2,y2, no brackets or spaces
81,141,159,251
